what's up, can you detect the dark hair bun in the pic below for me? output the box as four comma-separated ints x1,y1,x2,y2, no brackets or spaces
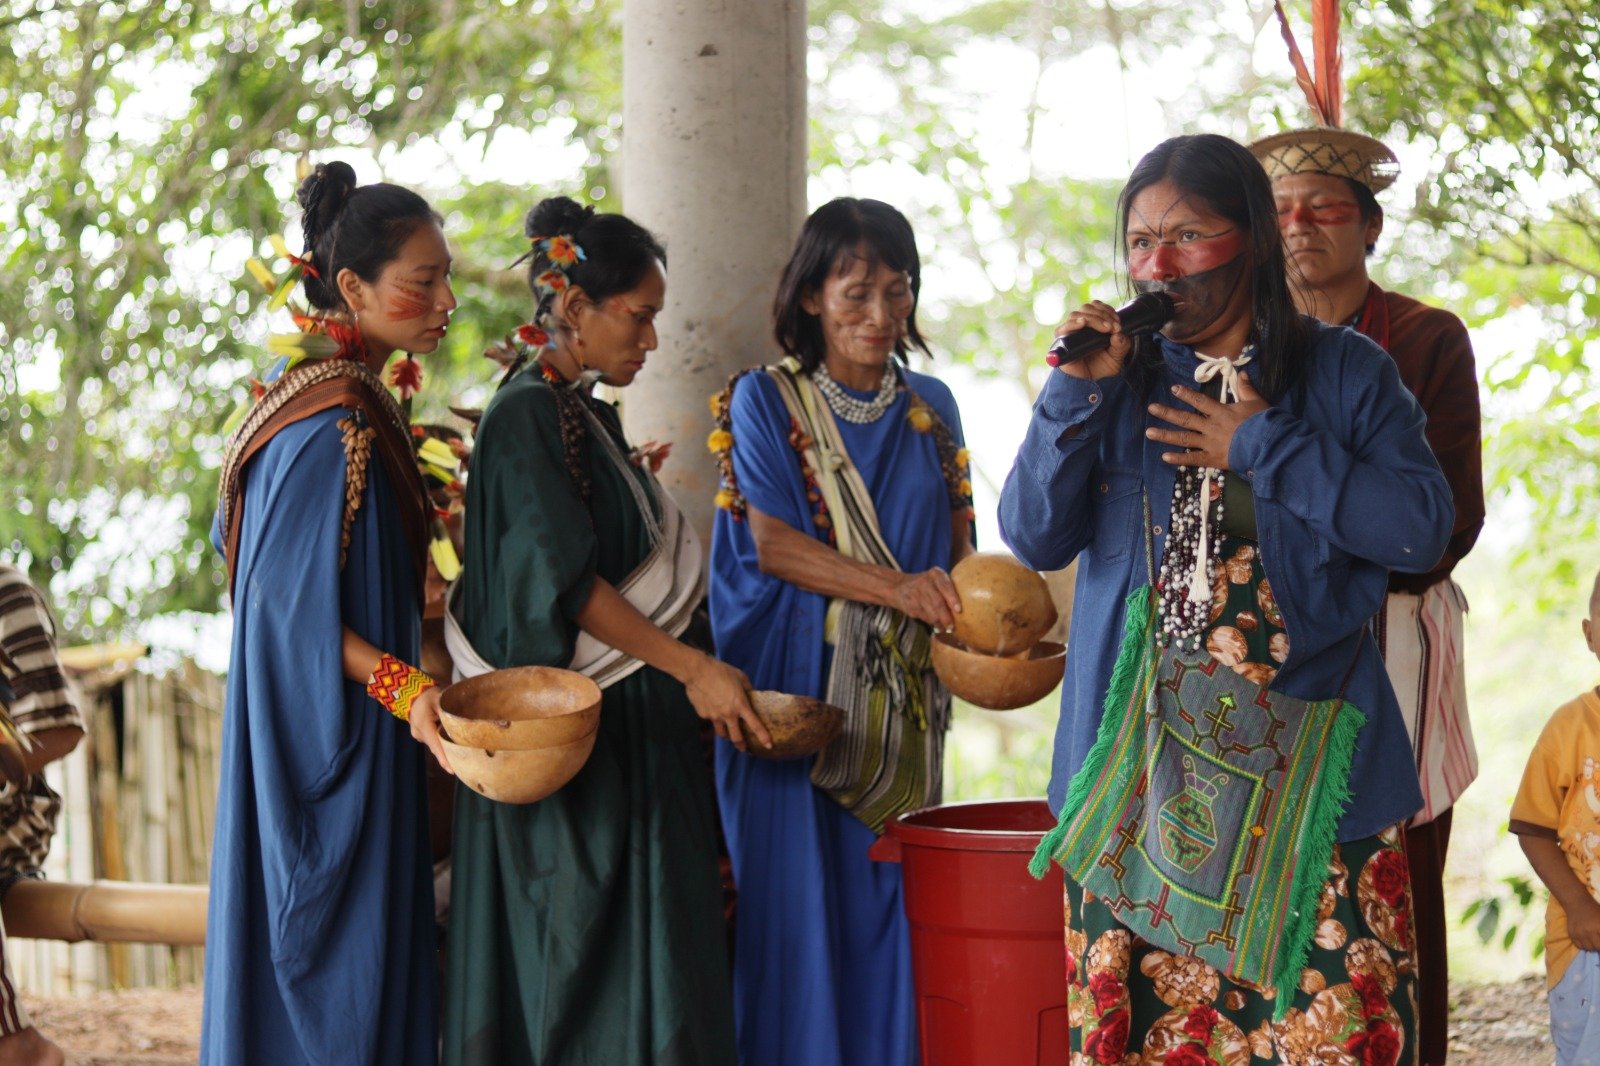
287,160,438,313
297,161,358,249
524,196,595,241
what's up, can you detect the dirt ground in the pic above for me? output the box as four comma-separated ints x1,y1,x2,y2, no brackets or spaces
28,987,200,1065
1449,975,1556,1065
21,975,1557,1064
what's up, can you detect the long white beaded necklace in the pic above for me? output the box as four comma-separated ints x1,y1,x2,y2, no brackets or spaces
812,360,900,424
1156,349,1253,651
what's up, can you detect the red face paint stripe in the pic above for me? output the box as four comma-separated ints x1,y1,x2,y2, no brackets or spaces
1128,229,1244,280
1279,202,1362,227
388,282,430,320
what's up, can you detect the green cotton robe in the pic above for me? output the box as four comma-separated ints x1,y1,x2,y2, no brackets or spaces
441,367,737,1066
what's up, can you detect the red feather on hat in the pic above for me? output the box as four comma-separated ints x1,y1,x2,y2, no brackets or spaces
1312,0,1342,128
1272,0,1342,128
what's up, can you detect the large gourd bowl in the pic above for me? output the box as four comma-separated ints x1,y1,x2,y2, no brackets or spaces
438,666,602,805
931,634,1066,711
950,552,1059,656
739,691,845,760
441,734,598,805
439,666,601,750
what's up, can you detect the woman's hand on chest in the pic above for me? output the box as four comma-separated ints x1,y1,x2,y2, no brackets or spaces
1144,373,1270,472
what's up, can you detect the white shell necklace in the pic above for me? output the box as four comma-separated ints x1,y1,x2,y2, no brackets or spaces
812,360,900,424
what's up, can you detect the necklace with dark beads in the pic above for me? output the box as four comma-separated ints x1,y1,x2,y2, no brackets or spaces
1154,348,1254,651
1157,465,1226,651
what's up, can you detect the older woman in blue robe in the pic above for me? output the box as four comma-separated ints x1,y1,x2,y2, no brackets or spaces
709,198,973,1066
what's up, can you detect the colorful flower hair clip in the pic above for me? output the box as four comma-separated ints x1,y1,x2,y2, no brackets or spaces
539,235,586,267
515,323,553,350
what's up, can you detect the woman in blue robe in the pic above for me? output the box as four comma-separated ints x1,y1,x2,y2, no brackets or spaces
708,199,973,1066
203,163,458,1065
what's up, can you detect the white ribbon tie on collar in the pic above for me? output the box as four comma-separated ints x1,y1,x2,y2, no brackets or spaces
1185,351,1253,605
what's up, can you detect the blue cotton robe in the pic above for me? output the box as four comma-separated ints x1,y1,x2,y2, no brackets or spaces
708,366,965,1066
201,406,437,1065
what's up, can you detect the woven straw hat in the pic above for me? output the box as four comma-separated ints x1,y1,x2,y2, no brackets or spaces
1250,127,1400,193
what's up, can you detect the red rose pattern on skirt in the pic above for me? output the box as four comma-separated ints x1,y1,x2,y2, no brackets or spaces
1064,827,1417,1065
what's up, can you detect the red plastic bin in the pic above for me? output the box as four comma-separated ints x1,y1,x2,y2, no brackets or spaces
871,799,1069,1066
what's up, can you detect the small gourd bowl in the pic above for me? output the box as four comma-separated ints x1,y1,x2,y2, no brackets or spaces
931,633,1066,711
442,731,598,805
738,691,845,760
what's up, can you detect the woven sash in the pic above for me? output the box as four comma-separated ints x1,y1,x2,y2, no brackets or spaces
766,359,949,833
219,358,428,597
444,379,704,690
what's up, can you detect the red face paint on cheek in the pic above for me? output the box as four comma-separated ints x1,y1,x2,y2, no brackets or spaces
1280,201,1361,228
387,280,430,320
1179,229,1243,274
1308,203,1361,226
1131,229,1245,279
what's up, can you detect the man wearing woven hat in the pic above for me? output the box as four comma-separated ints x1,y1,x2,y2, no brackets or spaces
1253,124,1484,1055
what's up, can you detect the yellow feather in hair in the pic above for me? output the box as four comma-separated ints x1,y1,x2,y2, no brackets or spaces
266,331,341,360
267,273,301,312
246,258,277,294
417,438,460,468
421,460,457,485
429,524,462,582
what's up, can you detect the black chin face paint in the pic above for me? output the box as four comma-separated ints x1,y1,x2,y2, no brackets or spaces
1133,254,1248,343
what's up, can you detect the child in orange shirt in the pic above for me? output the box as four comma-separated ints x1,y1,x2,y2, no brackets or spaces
1511,568,1600,1062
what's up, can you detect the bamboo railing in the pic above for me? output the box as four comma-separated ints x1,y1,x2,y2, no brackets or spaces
9,661,222,994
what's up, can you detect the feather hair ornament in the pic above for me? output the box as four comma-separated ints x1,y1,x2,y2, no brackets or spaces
1271,0,1342,128
1252,0,1398,192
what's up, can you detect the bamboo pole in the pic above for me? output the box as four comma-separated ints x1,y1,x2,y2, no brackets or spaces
3,880,206,946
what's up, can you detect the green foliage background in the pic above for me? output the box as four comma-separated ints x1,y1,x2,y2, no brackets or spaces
2,0,1596,980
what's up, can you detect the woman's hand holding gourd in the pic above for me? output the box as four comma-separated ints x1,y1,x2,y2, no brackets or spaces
684,654,773,752
891,568,962,631
409,686,453,775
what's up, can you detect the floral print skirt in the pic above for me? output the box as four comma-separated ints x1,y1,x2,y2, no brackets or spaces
1065,826,1417,1066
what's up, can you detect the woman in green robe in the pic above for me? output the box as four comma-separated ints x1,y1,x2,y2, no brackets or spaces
431,197,767,1065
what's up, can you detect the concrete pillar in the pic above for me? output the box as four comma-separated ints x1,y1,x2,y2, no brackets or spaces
621,0,808,546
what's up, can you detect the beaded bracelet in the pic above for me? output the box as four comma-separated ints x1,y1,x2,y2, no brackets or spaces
365,653,436,723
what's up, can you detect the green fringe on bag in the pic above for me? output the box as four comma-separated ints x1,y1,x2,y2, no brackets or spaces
1029,583,1364,1020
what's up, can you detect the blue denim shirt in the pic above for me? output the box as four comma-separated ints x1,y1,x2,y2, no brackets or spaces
999,323,1453,840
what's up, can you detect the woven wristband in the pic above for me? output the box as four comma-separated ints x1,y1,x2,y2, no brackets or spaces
366,653,435,723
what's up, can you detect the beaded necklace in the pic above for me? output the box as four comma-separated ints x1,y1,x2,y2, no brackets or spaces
1155,349,1254,650
812,360,899,424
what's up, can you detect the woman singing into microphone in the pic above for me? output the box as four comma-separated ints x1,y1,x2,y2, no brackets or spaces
1003,134,1451,1055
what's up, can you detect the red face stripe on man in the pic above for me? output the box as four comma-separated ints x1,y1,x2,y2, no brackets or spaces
1279,202,1362,228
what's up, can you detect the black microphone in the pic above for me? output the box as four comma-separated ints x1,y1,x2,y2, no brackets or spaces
1045,291,1176,367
